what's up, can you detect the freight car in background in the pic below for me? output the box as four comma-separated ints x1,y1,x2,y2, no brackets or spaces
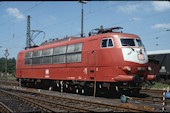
147,50,170,84
16,26,156,96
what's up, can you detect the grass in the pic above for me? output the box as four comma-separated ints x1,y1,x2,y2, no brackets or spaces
0,74,17,81
150,82,170,90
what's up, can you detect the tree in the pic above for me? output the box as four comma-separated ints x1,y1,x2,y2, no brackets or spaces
0,57,16,74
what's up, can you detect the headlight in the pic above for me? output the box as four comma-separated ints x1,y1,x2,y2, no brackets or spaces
123,66,131,72
148,66,152,71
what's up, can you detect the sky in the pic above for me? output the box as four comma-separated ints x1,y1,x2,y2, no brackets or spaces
0,1,170,58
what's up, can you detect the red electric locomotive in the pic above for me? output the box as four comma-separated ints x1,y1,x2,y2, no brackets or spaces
16,26,155,95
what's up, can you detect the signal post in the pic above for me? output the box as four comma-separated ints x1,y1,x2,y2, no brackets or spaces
4,48,9,84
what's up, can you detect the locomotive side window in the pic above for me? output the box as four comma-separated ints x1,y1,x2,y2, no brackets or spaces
108,39,113,47
52,46,66,64
25,52,32,58
67,53,81,63
24,43,82,65
25,59,32,65
32,50,42,65
42,48,53,56
67,43,82,63
32,50,42,57
53,55,66,64
53,46,66,55
42,56,52,64
32,57,41,65
67,43,82,53
25,52,32,65
101,38,113,48
102,39,107,48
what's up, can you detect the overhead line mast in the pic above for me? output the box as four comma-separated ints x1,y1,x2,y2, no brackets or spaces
25,15,46,49
26,15,31,49
79,0,87,38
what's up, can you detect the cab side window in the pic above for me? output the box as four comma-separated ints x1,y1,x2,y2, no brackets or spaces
108,39,113,47
102,39,108,48
101,38,114,48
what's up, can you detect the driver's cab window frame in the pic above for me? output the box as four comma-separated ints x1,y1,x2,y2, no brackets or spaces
101,37,114,48
120,38,144,47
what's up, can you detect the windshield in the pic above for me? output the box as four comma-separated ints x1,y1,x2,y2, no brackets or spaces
120,38,143,47
136,39,143,47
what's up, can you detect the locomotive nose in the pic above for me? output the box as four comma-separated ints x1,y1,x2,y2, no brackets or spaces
132,75,143,83
133,74,156,82
114,64,153,82
122,47,148,64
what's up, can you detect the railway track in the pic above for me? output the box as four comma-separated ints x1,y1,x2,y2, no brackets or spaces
141,89,166,95
140,89,168,99
114,88,170,105
0,89,42,112
0,102,13,113
1,80,170,112
0,86,158,112
139,89,170,106
128,95,170,105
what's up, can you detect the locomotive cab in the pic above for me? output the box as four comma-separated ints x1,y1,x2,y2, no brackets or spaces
113,35,155,93
89,26,156,94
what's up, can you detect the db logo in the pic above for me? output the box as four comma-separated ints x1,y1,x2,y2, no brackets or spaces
137,54,145,61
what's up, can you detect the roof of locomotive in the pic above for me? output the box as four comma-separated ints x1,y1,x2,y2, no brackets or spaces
18,32,140,54
19,26,142,54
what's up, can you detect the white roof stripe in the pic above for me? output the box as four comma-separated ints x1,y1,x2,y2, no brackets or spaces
147,49,170,55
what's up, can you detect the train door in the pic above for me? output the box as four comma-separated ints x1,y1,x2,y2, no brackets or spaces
86,38,99,79
87,50,96,79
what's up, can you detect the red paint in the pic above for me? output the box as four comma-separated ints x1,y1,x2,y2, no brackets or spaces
16,32,155,82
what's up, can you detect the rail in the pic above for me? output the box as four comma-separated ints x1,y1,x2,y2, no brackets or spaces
0,87,157,112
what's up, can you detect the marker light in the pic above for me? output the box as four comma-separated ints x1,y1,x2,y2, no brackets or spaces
148,66,152,71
